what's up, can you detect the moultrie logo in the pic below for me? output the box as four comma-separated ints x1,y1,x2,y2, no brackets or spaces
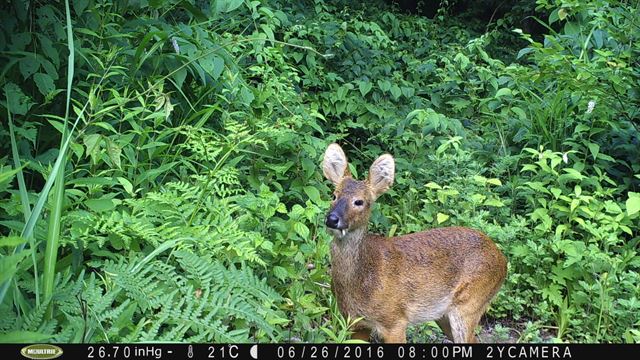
20,344,63,360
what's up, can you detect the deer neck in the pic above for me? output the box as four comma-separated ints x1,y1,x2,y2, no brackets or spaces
331,226,368,276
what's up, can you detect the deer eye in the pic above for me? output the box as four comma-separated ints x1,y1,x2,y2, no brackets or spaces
332,194,337,201
354,199,364,206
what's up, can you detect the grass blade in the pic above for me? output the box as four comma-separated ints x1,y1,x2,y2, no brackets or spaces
42,0,75,317
7,103,40,306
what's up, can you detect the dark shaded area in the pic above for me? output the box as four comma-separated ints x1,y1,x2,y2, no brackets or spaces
388,0,549,37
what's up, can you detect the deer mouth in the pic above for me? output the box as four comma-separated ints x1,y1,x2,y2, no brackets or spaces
328,227,349,238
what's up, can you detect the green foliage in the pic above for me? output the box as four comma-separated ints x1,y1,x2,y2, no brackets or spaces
0,251,285,342
1,0,639,344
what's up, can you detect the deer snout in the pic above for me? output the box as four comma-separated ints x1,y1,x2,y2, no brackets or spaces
325,213,342,229
326,198,349,231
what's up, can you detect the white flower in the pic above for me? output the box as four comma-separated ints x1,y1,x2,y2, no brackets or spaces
562,152,569,164
586,100,596,114
171,37,180,54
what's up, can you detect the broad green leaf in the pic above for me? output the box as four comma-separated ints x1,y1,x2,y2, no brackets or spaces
390,84,401,100
106,138,122,169
33,72,55,96
216,0,244,13
604,200,622,214
471,193,486,203
587,143,600,161
301,157,315,179
436,212,449,224
549,9,559,24
240,87,254,106
85,198,117,212
562,168,586,180
511,106,526,121
483,198,504,207
516,47,535,59
83,133,102,164
39,58,58,80
117,177,134,195
173,67,187,89
303,186,322,204
73,0,89,14
401,86,415,98
19,55,39,80
293,222,310,239
570,198,580,212
495,88,512,98
377,79,391,92
0,236,27,247
358,81,372,96
37,34,60,67
336,86,348,100
293,222,309,239
48,119,66,135
0,252,29,284
273,266,288,281
10,32,31,51
454,52,470,69
558,8,568,21
4,82,34,115
564,21,579,36
200,55,224,80
260,24,275,41
425,182,441,190
291,52,303,63
593,29,604,49
627,192,640,216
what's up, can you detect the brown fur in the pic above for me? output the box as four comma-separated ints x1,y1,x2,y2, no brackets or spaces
323,144,507,343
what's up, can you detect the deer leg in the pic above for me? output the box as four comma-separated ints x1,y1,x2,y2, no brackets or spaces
378,319,408,343
448,308,482,343
436,315,454,342
351,328,371,342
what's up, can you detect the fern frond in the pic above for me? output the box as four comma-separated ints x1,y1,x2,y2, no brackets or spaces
19,300,50,332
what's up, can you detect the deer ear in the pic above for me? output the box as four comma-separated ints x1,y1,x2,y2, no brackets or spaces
368,154,394,199
323,143,350,185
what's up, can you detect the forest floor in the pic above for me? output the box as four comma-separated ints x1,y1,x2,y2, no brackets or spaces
405,318,555,343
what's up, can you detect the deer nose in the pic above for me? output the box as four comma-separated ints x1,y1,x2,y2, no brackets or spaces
326,213,340,229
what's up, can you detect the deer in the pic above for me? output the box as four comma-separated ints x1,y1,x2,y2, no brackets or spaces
322,143,507,343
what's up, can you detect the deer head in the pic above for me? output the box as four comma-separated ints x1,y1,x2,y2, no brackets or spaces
322,143,395,239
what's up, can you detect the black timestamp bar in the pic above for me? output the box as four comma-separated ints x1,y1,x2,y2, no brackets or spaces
3,343,639,360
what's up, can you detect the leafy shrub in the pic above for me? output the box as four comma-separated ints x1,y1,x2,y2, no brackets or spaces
1,0,638,343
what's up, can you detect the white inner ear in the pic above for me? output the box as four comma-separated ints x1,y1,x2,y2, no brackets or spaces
323,144,348,184
369,154,394,195
327,152,346,175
